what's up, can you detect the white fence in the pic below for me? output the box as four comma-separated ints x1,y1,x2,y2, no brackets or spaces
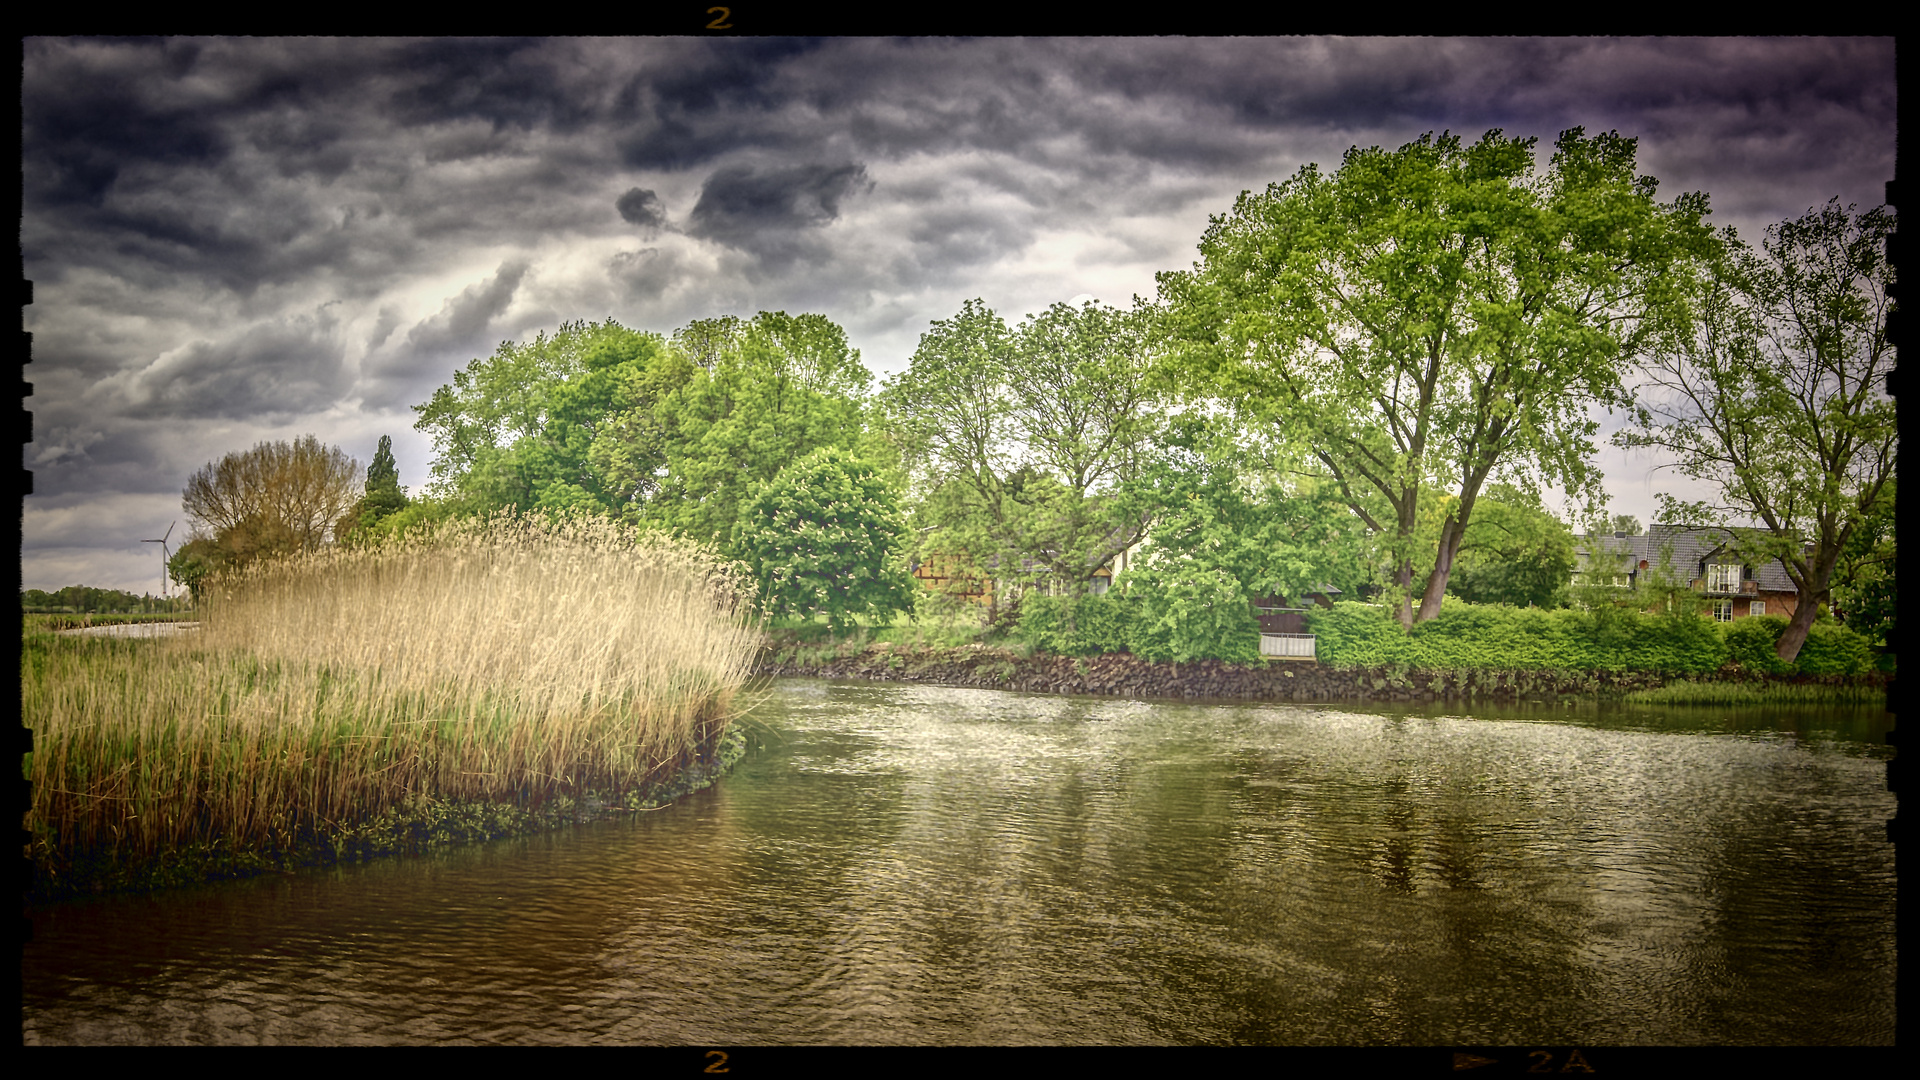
1259,633,1316,659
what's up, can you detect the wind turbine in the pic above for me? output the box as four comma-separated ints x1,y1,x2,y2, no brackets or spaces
142,521,176,603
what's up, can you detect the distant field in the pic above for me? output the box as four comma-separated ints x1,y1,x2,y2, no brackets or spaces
22,612,199,634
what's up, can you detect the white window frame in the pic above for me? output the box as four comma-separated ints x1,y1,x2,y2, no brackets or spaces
1712,599,1734,622
1750,600,1765,617
1706,564,1741,593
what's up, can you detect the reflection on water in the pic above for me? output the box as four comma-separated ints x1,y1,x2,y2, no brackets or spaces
23,681,1896,1045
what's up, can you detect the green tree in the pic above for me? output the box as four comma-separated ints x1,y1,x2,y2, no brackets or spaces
1126,415,1371,604
337,435,412,543
1158,128,1713,628
732,446,914,636
1616,200,1896,663
1444,484,1578,608
882,298,1163,617
650,311,875,550
412,319,684,517
1831,478,1894,650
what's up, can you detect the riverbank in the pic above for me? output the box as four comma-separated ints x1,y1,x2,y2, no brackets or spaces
27,726,747,904
752,640,1892,705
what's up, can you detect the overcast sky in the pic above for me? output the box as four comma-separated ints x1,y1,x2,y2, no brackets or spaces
21,36,1897,595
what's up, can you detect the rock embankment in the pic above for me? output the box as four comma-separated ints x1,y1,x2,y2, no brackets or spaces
752,642,1689,703
754,641,1889,703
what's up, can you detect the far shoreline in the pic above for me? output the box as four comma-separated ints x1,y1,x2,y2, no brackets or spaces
751,640,1891,707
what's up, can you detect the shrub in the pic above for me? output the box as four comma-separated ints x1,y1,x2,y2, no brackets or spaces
1793,620,1876,676
1308,598,1727,675
1017,590,1135,656
1123,565,1262,664
1721,615,1792,674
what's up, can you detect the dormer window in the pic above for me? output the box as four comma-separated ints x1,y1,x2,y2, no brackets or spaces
1706,564,1741,593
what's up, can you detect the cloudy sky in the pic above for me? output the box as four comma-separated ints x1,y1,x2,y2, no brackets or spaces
21,36,1897,594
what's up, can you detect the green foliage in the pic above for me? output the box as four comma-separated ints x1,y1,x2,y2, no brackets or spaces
1832,477,1895,648
1131,414,1373,604
1121,564,1262,664
1016,590,1136,657
412,319,684,517
1792,620,1876,676
1721,615,1793,675
651,312,873,547
1305,599,1730,676
882,297,1163,605
731,447,913,637
19,586,181,614
1445,484,1577,608
337,435,412,545
1160,127,1713,626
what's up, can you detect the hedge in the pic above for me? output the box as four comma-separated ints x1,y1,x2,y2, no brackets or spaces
1306,600,1875,676
1017,592,1877,676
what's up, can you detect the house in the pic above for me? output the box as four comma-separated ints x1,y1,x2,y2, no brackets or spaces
1573,524,1802,622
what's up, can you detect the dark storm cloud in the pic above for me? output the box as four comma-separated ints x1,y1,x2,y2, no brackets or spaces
688,163,872,243
17,36,1896,594
405,259,532,355
82,309,352,423
616,187,668,230
609,248,685,302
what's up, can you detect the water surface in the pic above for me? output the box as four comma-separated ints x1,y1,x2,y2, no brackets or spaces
23,681,1896,1045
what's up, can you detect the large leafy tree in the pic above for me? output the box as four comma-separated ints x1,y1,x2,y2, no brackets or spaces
648,311,876,550
882,298,1163,615
1618,200,1897,662
181,434,361,559
1444,483,1578,608
1158,128,1713,628
732,446,914,636
412,319,685,517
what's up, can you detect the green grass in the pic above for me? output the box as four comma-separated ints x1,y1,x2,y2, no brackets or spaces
23,611,198,634
1623,679,1889,706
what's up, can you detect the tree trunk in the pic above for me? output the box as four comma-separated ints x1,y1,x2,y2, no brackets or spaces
1775,594,1821,663
1393,561,1415,630
1776,543,1842,663
1414,515,1467,624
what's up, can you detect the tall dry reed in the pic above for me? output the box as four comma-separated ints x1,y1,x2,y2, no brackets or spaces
24,512,764,869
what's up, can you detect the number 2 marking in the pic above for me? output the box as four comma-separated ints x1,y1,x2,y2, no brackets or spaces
704,1050,730,1073
706,7,732,28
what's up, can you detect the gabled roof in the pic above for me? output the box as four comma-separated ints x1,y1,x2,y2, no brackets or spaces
1575,523,1798,593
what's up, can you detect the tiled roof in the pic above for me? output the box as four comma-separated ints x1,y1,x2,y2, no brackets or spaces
1574,524,1798,594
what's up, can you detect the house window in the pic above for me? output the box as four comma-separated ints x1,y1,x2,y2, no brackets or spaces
1712,599,1734,622
1706,564,1741,593
1750,601,1765,617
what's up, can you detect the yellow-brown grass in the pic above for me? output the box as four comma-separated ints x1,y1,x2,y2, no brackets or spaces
23,512,764,869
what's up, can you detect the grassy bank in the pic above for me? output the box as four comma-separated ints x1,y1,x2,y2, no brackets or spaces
1620,679,1889,706
22,513,763,900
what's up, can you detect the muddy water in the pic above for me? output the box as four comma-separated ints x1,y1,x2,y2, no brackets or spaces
21,680,1896,1045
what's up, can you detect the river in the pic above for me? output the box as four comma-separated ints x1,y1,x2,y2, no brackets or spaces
21,679,1897,1045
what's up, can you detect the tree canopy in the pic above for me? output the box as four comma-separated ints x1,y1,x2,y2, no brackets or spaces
1618,199,1897,661
1158,128,1714,628
1442,483,1577,609
731,446,914,636
882,298,1164,613
181,435,361,559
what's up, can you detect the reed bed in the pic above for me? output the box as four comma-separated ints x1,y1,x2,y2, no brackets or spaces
1623,678,1888,706
23,512,764,880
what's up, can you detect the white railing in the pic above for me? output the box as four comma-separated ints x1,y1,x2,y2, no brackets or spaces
1259,633,1316,659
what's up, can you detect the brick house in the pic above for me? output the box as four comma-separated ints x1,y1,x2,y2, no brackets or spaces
1574,524,1803,623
